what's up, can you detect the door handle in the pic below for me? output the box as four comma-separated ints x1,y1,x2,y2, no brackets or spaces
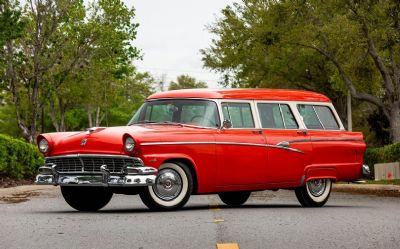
297,129,308,135
252,130,263,134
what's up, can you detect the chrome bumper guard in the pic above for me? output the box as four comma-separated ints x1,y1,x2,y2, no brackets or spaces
35,163,157,187
361,164,371,178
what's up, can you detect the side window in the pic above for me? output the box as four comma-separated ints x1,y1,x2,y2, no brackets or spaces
257,103,298,129
280,104,298,129
222,102,255,128
297,104,323,129
314,106,339,130
297,104,340,130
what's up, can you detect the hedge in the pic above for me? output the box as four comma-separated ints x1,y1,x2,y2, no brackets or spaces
364,143,400,177
0,134,43,179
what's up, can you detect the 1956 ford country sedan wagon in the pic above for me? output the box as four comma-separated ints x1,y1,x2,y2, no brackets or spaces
35,89,370,211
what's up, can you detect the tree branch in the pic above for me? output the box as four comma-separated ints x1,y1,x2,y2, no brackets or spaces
291,42,390,118
346,0,395,96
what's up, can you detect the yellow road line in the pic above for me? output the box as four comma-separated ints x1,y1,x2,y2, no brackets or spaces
216,243,240,249
213,219,225,223
209,206,221,211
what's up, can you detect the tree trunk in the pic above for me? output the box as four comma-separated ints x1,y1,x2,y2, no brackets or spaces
87,105,93,128
389,103,400,143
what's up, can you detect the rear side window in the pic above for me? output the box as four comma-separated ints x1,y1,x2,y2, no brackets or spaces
297,104,339,130
222,102,255,128
314,106,339,130
257,103,298,129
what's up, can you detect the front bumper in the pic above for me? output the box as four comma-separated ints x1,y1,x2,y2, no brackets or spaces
35,163,157,187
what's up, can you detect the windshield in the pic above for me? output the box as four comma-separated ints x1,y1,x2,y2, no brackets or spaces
128,99,221,128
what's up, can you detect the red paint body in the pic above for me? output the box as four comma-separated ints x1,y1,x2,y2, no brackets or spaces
39,89,366,194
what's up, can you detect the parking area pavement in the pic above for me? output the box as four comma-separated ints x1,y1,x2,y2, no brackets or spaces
1,185,400,249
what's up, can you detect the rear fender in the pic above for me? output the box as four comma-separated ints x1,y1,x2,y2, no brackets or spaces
303,166,337,184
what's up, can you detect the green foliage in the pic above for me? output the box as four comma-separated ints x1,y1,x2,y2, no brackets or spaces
364,143,400,176
202,0,400,144
169,75,208,90
0,0,151,141
0,134,43,179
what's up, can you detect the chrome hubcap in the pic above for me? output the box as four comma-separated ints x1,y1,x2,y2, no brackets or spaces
307,179,327,197
153,169,182,201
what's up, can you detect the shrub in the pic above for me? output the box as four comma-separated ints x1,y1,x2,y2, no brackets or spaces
364,143,400,177
0,134,43,179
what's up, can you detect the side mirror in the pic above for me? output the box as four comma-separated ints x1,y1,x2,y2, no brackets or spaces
222,120,232,129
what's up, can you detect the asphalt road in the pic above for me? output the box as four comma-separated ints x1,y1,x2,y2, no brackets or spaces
1,186,399,249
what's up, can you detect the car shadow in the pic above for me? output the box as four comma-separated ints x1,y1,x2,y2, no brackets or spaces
34,203,369,214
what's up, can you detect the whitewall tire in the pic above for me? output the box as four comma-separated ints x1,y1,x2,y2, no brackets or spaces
295,179,332,207
139,162,193,211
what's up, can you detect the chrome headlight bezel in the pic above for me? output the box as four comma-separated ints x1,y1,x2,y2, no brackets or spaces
124,136,135,152
38,139,49,153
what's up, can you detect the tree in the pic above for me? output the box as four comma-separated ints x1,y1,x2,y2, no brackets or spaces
202,0,400,143
47,0,142,131
0,0,142,141
168,74,208,90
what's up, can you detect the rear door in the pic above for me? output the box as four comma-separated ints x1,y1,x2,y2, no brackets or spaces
257,102,312,184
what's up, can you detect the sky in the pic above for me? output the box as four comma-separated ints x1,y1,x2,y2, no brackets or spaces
128,0,234,89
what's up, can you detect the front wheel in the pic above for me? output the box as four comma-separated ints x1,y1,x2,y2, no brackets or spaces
61,186,113,211
295,179,332,207
139,162,193,211
219,191,251,206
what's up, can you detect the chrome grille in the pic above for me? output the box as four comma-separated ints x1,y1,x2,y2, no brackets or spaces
45,155,143,174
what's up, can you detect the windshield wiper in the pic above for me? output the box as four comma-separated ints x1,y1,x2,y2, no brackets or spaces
129,121,157,125
130,121,183,127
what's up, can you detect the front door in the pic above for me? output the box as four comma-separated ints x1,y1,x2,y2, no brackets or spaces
215,102,267,186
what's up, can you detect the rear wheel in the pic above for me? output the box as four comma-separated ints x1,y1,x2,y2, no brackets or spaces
61,186,113,211
139,162,193,211
295,179,332,207
218,191,251,206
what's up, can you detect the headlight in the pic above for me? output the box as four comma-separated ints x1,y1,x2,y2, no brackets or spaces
124,137,135,152
39,139,49,153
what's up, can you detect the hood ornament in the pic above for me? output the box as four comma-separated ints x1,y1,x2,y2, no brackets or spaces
86,127,105,134
80,138,87,147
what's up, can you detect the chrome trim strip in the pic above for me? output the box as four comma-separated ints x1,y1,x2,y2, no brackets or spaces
141,141,304,154
285,138,363,144
45,153,137,160
312,105,325,129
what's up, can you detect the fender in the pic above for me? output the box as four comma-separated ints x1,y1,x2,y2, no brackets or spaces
141,153,198,173
303,165,338,184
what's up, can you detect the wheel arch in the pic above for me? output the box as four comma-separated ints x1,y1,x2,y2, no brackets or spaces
303,166,338,184
163,158,199,194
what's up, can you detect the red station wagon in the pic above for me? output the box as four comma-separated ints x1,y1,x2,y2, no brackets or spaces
36,89,370,211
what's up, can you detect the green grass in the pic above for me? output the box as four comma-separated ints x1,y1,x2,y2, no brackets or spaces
365,179,400,185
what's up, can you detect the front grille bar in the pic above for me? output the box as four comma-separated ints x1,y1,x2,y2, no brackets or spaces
45,154,144,174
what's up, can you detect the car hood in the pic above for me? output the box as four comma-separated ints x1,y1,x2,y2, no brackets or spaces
41,125,215,156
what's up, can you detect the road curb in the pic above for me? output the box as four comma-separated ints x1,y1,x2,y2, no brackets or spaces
333,183,400,197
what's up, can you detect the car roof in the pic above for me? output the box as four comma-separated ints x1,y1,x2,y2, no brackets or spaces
147,88,331,102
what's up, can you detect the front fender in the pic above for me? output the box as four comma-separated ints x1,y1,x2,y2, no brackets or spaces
141,153,198,171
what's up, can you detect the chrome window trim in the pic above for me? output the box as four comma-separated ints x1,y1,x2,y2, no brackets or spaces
279,104,287,128
254,101,302,130
130,98,222,129
312,105,325,130
141,98,345,131
217,99,260,129
295,102,344,131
